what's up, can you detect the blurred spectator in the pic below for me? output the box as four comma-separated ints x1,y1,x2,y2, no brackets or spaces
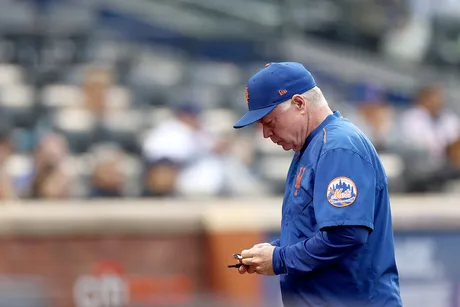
0,131,13,167
143,159,180,197
141,102,264,197
0,172,16,200
29,162,71,199
142,103,216,166
89,143,127,198
441,138,460,189
398,84,460,192
176,132,266,197
0,129,16,200
21,132,72,198
400,84,460,168
142,102,220,197
346,83,398,152
446,138,460,170
82,65,115,117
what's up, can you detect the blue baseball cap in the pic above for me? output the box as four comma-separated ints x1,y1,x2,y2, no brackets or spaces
233,62,317,129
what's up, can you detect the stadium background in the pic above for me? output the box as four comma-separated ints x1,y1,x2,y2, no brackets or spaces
0,0,459,306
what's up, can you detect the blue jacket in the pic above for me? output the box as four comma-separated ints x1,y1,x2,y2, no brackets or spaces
271,111,402,307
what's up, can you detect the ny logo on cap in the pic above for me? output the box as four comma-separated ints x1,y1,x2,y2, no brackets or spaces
278,89,288,96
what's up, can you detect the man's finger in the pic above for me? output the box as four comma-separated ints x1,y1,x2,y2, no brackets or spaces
241,257,257,266
247,265,257,274
241,249,254,258
238,265,248,274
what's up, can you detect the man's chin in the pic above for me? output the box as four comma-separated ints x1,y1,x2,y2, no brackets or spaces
273,141,293,151
280,143,293,151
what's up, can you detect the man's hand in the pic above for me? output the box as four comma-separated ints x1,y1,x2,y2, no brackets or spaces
239,244,276,276
237,242,272,275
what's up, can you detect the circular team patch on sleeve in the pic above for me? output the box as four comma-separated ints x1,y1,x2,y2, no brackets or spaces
326,176,358,208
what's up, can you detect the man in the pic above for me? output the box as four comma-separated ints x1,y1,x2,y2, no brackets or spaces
233,62,402,307
400,83,460,189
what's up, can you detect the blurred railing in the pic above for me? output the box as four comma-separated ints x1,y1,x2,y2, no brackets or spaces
0,195,459,233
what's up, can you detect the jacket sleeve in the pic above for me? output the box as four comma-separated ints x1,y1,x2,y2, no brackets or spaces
272,226,369,275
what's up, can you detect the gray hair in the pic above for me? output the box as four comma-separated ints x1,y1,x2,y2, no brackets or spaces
279,86,327,111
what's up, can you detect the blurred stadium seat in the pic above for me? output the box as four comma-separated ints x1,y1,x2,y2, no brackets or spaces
0,0,456,199
0,85,35,127
53,108,95,153
41,84,83,109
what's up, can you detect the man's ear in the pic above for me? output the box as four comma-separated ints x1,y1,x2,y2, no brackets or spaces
292,94,307,113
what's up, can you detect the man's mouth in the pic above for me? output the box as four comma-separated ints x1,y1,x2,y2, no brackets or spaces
270,138,284,145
